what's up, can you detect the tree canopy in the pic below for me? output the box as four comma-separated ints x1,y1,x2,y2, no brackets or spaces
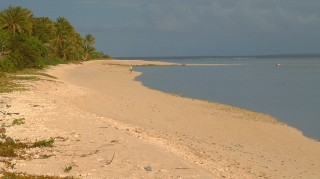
0,6,33,35
0,5,107,72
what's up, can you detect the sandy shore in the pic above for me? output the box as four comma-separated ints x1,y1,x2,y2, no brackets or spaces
1,59,320,178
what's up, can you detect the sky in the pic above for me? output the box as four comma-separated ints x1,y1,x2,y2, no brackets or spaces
1,0,320,57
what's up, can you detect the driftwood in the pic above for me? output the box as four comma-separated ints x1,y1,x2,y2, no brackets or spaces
106,152,115,165
175,167,191,170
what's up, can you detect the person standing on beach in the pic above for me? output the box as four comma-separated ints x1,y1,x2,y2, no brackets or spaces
129,65,133,74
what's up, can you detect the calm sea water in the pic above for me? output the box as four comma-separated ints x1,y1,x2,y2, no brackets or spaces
134,56,320,141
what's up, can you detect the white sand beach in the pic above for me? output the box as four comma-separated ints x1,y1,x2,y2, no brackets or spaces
1,59,320,178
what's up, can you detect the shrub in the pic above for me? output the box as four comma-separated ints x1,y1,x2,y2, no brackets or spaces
33,138,55,148
0,58,16,72
9,34,45,69
12,118,25,126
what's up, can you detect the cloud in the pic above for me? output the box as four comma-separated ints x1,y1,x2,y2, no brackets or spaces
119,0,320,34
74,0,320,55
75,0,320,34
78,0,141,8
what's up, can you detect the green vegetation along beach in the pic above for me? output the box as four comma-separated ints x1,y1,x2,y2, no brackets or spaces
0,5,106,75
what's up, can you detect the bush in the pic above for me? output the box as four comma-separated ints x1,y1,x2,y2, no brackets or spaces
0,29,10,58
0,58,16,72
9,34,43,69
33,138,55,148
35,57,65,69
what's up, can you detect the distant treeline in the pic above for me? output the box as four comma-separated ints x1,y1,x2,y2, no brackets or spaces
0,5,108,73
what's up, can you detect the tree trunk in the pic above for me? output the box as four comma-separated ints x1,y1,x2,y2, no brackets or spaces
83,53,89,61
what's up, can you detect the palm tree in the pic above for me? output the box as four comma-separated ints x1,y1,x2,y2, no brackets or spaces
32,17,56,44
84,34,95,47
0,6,33,35
71,33,85,60
54,17,75,59
82,34,96,61
82,46,96,61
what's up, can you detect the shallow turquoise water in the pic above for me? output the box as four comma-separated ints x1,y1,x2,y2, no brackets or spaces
135,57,320,140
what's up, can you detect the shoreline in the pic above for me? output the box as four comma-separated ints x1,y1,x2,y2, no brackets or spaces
1,59,320,178
133,77,318,142
130,59,320,146
133,60,319,142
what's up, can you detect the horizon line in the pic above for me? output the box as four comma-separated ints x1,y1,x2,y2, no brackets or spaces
115,53,320,59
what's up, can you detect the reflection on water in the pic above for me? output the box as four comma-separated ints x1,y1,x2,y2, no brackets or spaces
136,57,320,140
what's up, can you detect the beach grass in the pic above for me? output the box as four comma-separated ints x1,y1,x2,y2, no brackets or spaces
0,138,29,158
0,74,23,93
0,171,74,179
33,138,55,148
0,69,58,93
11,118,26,126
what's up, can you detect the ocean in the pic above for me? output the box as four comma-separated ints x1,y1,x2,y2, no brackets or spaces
132,56,320,141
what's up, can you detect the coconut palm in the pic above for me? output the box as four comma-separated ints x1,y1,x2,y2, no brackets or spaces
84,34,95,47
82,46,96,61
32,17,56,44
82,34,96,61
0,5,33,35
54,17,75,59
62,33,83,60
72,33,85,60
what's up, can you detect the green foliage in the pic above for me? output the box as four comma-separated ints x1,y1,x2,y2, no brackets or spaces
64,165,73,173
0,5,33,35
29,36,49,58
9,34,43,69
0,171,75,179
0,58,16,72
31,17,56,44
92,51,111,59
0,134,75,178
12,118,25,126
33,138,55,148
0,29,10,58
0,5,109,74
82,34,96,61
54,17,83,61
0,73,24,93
0,138,29,157
84,34,95,48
